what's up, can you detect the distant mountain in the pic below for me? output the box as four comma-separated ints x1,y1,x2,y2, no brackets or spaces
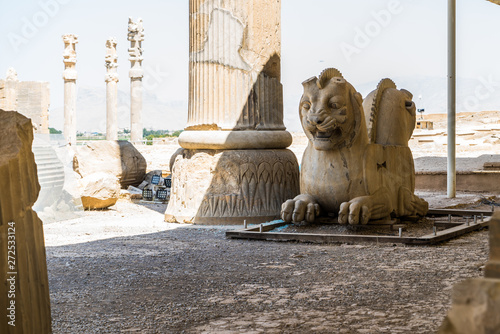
49,76,500,133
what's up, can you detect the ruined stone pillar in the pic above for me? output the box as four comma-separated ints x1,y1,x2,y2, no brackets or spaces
0,110,52,333
0,68,19,112
105,38,119,141
165,0,299,224
128,17,144,143
62,34,78,145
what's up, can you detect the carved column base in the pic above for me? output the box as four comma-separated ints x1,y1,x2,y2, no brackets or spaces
165,149,299,224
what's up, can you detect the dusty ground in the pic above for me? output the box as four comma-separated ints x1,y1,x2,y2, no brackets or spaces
43,111,500,333
44,193,497,333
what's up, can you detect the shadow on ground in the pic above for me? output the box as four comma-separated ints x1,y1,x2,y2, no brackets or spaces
46,223,489,333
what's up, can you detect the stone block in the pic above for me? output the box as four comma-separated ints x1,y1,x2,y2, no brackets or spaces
485,212,500,279
0,109,51,333
165,149,299,224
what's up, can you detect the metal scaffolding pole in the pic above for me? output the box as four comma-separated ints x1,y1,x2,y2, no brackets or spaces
447,0,456,198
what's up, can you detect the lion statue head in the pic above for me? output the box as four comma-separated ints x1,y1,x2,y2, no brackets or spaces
299,68,364,151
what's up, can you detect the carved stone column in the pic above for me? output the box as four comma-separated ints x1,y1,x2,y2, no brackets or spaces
105,38,119,141
62,34,78,145
128,17,144,143
165,0,299,224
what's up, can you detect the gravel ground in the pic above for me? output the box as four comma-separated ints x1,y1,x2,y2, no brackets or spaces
44,194,496,333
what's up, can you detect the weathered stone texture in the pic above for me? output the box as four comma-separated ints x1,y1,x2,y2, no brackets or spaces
281,69,428,224
167,0,298,224
485,212,500,278
62,34,78,145
186,0,284,132
438,214,500,334
438,278,500,334
17,81,50,134
0,74,50,134
0,110,51,333
0,79,18,112
80,172,120,210
73,140,147,188
105,37,119,141
165,149,299,224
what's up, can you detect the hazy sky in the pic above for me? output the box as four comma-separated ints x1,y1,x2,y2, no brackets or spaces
1,0,500,131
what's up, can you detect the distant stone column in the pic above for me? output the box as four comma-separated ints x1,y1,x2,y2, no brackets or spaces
105,38,119,141
165,0,299,224
62,34,78,145
128,18,144,143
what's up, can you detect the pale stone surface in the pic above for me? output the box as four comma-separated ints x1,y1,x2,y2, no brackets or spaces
0,109,51,333
62,34,78,145
0,68,18,112
73,140,147,188
281,68,428,225
165,149,299,224
16,81,50,134
166,0,299,224
105,37,119,141
178,130,292,150
181,0,288,149
128,17,144,143
438,278,500,334
80,172,120,210
363,79,416,146
0,68,50,134
486,212,500,278
6,67,18,81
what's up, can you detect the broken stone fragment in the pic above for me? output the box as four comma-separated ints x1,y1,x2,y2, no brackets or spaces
73,140,147,188
80,172,120,210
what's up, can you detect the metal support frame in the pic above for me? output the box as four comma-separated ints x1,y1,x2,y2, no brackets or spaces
447,0,457,198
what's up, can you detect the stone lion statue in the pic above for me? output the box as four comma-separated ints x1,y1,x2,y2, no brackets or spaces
281,68,428,225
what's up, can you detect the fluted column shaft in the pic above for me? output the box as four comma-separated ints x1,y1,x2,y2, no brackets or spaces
105,38,119,141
